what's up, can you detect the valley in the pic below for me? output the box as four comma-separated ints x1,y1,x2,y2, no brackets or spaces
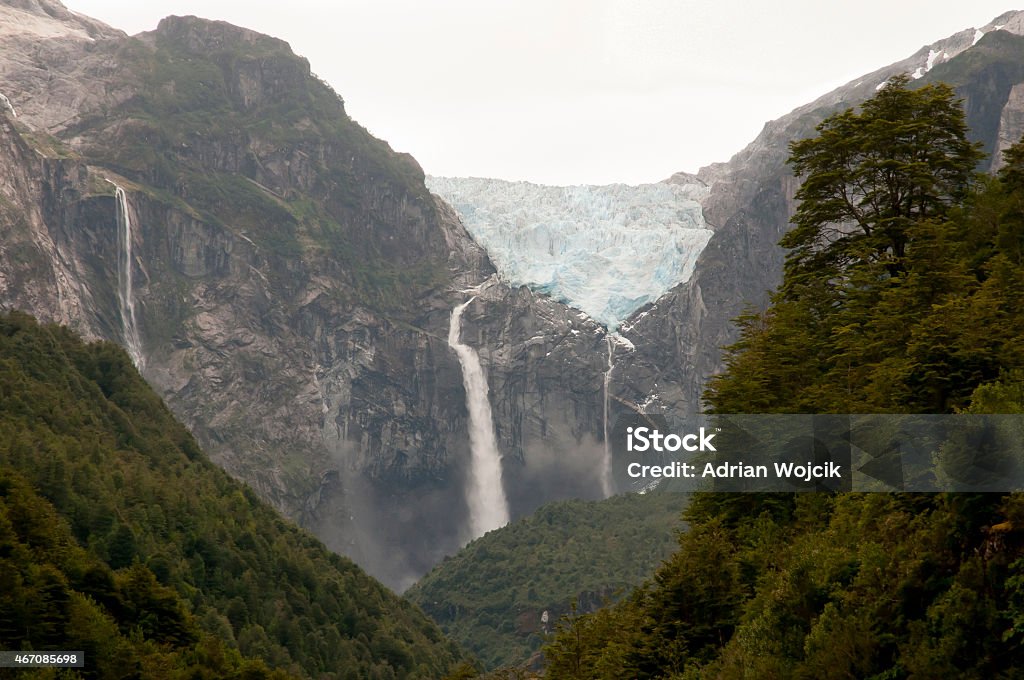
2,1,1024,676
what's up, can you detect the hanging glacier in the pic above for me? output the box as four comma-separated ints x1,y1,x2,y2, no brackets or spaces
426,176,713,330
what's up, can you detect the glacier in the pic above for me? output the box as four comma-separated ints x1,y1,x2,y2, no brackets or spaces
427,176,713,330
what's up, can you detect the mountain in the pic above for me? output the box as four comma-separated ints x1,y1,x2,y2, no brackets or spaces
6,0,1024,596
540,74,1024,678
0,311,467,678
0,0,617,589
611,10,1024,424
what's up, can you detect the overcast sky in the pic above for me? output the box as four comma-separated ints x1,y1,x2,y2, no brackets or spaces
64,1,1020,185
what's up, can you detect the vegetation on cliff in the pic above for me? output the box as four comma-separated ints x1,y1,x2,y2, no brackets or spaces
0,311,467,679
541,78,1024,678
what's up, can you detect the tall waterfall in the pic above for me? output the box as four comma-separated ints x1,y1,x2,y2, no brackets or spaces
448,297,510,539
602,335,614,497
113,184,144,370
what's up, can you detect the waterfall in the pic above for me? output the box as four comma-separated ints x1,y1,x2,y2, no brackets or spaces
113,184,144,370
602,335,614,497
448,297,510,539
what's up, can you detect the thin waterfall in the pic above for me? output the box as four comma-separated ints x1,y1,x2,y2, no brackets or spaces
112,183,144,370
602,335,614,497
448,297,510,539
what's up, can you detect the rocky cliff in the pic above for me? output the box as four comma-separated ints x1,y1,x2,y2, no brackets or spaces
0,1,612,589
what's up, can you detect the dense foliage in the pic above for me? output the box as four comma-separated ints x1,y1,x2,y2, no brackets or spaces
541,78,1024,678
0,312,466,679
408,493,685,670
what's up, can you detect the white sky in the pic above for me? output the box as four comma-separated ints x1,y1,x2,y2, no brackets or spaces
64,1,1020,185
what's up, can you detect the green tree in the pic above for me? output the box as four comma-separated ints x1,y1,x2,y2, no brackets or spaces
709,76,990,414
782,74,983,295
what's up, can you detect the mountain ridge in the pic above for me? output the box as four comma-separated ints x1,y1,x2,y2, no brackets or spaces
0,0,620,589
610,9,1024,428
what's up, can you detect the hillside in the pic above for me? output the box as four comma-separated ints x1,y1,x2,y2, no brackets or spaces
0,311,467,678
407,492,685,670
540,78,1024,679
615,12,1024,428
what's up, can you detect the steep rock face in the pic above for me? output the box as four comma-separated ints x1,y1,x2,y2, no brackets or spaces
0,0,125,131
0,3,611,589
458,279,609,516
306,278,612,586
613,12,1024,426
0,116,112,340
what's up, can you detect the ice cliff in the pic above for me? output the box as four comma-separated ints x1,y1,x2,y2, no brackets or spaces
426,177,713,330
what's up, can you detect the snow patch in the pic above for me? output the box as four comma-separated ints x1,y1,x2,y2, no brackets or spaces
639,393,660,410
429,177,712,330
912,47,949,80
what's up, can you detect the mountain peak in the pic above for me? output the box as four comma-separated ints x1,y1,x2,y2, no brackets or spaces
988,9,1024,31
152,14,294,56
0,0,120,41
897,10,1024,83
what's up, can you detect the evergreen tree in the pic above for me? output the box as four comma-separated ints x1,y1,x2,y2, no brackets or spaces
782,74,983,295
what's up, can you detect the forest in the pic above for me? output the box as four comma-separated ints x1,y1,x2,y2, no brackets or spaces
409,492,686,670
540,76,1024,678
0,313,466,679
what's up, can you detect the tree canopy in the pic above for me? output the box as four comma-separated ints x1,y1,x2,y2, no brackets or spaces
539,81,1024,679
0,312,468,679
782,75,984,294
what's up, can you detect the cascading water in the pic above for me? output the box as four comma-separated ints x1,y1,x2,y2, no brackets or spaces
602,335,614,497
448,296,510,539
112,183,144,370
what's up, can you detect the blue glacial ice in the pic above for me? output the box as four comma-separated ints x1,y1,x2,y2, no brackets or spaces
427,176,713,330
